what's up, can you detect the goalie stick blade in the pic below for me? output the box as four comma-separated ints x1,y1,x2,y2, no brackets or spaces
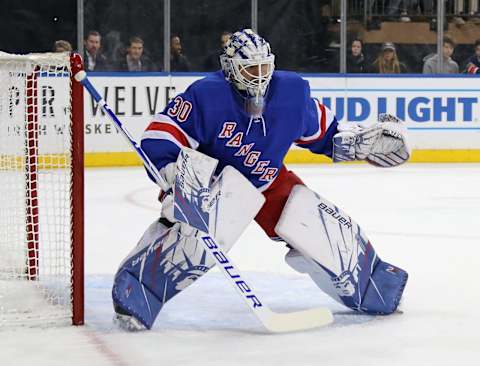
262,307,334,333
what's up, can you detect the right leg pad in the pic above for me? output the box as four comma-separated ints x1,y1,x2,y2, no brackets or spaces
112,220,213,329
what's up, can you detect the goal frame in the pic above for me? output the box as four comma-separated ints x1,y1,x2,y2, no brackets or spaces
17,52,85,326
0,52,85,327
70,53,84,326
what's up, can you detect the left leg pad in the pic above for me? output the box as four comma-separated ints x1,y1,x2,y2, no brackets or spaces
360,259,408,315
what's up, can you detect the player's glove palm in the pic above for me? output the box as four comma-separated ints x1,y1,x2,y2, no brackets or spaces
367,113,411,167
332,114,410,167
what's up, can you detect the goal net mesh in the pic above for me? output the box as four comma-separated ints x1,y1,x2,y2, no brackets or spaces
0,52,74,327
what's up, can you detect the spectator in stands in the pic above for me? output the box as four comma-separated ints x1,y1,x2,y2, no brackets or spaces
83,30,109,71
464,40,480,74
377,1,435,22
203,31,232,71
384,0,413,22
422,36,459,74
53,40,72,53
103,30,125,69
368,42,408,73
117,36,156,72
170,35,190,72
418,0,434,15
347,39,365,73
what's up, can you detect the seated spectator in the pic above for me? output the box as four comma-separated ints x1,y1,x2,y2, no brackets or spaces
103,30,125,69
422,36,458,74
84,30,109,71
117,36,156,72
170,35,190,72
53,40,72,53
464,39,480,74
368,42,408,73
347,39,365,73
203,31,232,71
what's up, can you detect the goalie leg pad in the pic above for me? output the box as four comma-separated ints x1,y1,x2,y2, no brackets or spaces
361,259,408,314
113,269,164,330
112,220,215,329
276,185,408,315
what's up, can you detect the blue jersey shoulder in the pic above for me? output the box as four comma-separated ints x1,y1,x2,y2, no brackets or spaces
270,70,309,92
267,70,310,112
271,70,306,83
187,71,230,95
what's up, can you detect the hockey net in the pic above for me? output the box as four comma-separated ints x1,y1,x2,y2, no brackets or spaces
0,52,84,327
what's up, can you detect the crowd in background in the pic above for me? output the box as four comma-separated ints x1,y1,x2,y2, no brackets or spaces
52,27,480,75
4,0,480,74
53,30,232,73
365,0,480,23
346,35,480,74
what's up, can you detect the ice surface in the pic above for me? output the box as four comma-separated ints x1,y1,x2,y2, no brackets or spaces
1,164,479,366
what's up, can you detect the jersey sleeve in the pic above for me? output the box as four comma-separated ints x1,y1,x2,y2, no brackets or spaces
295,91,339,157
140,88,201,182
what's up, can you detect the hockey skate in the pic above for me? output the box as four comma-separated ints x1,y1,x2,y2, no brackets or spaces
113,304,147,332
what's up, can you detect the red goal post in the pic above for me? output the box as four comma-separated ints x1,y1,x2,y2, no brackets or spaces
0,52,84,327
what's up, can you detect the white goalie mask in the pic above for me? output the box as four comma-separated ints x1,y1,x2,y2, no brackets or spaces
220,29,275,103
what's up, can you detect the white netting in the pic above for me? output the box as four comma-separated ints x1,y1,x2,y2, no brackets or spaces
0,52,74,327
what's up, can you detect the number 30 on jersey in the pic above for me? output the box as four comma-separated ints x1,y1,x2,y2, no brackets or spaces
167,96,192,123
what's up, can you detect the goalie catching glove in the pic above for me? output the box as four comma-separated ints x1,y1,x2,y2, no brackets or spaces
332,113,411,167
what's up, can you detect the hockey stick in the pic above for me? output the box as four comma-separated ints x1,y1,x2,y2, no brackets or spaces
74,71,334,332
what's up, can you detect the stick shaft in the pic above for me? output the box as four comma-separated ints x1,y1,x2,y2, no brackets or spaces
76,72,168,192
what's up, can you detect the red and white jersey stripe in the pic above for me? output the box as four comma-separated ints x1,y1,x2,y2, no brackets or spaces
295,99,336,145
141,113,199,149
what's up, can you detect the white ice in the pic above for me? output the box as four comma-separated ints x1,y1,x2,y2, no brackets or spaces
1,163,480,366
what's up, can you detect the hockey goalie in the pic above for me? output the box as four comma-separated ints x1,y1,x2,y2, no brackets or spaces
111,29,409,330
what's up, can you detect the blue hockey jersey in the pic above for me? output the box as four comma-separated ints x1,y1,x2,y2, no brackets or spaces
141,70,338,190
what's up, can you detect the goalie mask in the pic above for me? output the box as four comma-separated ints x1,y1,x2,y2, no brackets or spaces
220,29,275,121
